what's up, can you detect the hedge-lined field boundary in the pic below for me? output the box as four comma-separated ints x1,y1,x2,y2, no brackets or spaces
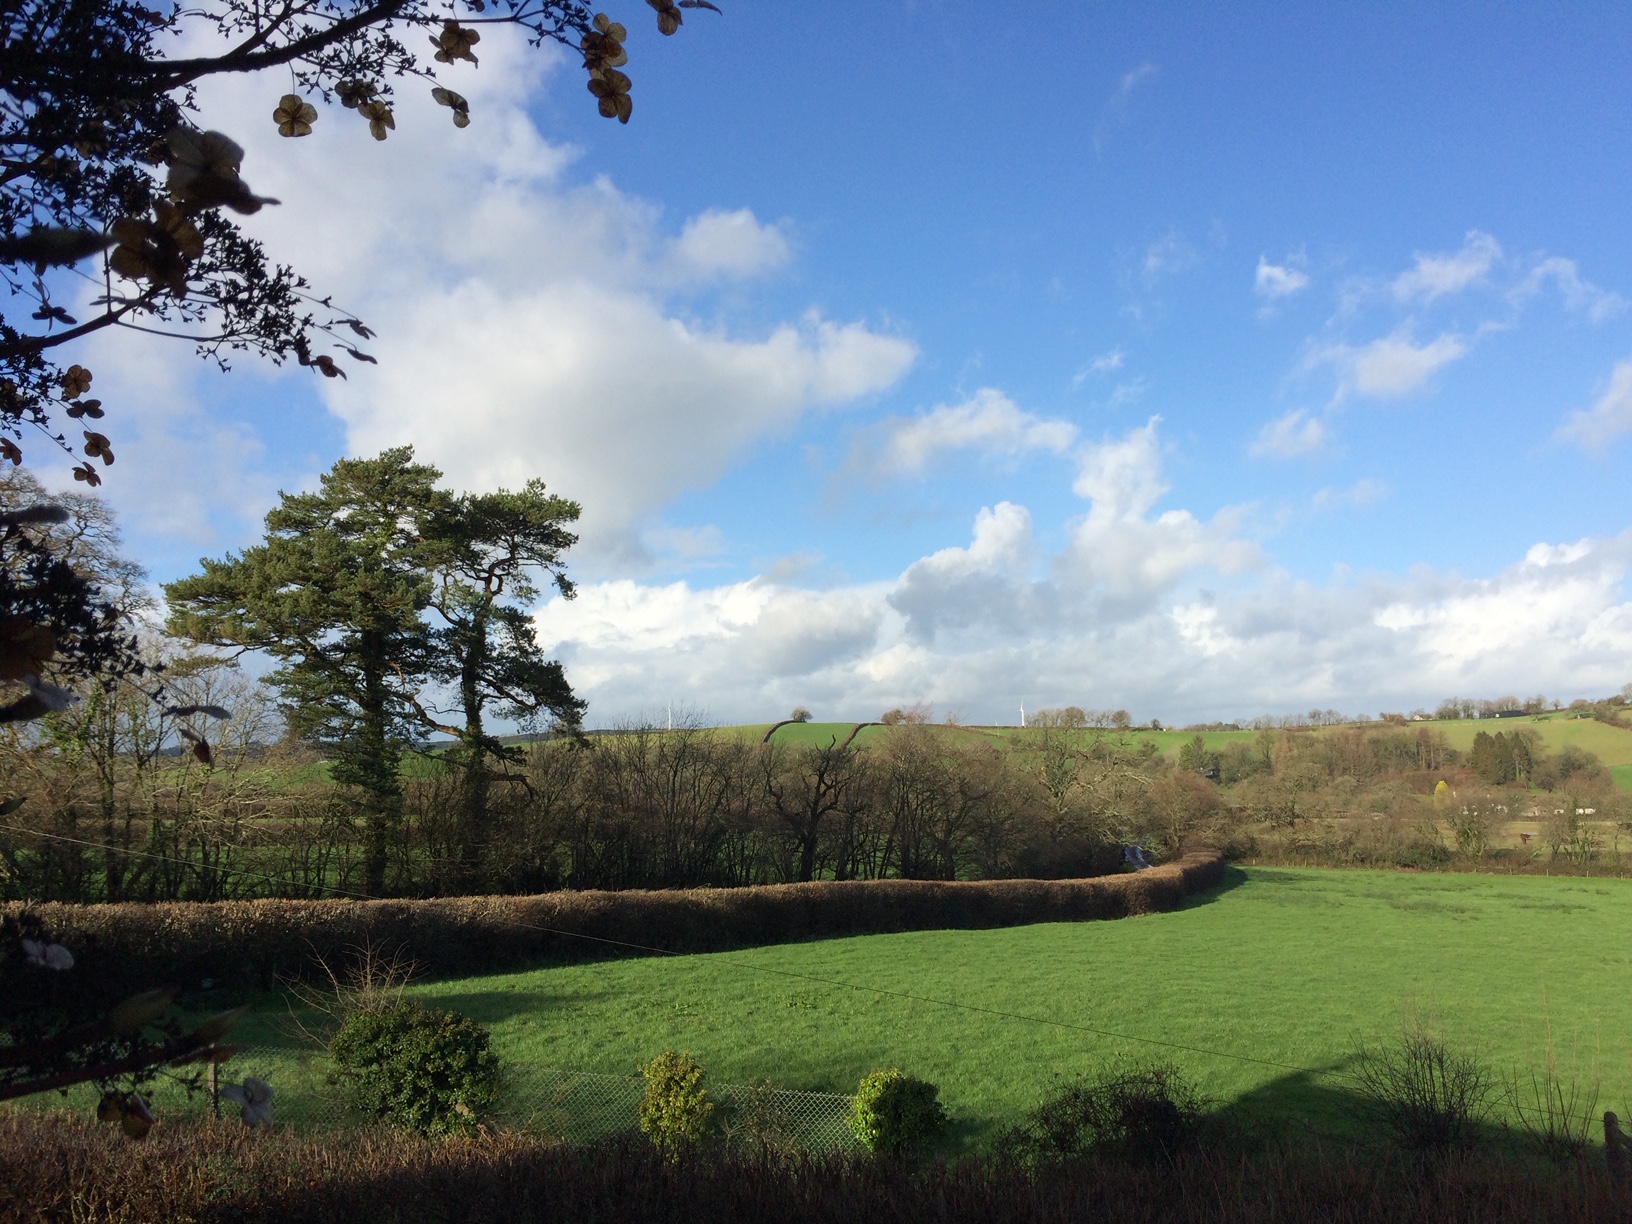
11,854,1225,1003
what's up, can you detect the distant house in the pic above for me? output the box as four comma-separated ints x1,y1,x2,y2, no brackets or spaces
1491,709,1528,719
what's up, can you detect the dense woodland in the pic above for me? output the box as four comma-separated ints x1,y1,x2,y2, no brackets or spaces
3,657,1629,903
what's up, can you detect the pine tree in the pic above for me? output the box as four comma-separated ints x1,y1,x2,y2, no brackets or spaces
166,448,445,894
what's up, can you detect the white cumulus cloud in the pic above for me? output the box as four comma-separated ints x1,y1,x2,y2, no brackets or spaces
670,208,792,281
534,500,1632,727
856,389,1077,477
1061,418,1260,611
131,33,915,573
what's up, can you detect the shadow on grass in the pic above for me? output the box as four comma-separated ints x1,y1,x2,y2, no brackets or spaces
1175,864,1251,909
412,986,615,1025
1213,1060,1368,1143
1213,1061,1539,1162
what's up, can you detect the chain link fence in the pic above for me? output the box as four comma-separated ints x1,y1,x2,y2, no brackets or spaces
13,1048,859,1152
509,1066,858,1152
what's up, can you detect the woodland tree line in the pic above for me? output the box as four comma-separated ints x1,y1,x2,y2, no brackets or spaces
0,457,1628,905
5,668,1629,903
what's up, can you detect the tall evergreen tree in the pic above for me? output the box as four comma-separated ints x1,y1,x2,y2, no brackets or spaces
418,481,585,873
165,448,446,894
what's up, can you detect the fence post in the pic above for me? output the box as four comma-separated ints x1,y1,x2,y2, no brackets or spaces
1606,1111,1627,1185
208,1061,220,1120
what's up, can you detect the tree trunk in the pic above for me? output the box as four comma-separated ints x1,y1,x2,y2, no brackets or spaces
357,647,401,897
457,608,490,879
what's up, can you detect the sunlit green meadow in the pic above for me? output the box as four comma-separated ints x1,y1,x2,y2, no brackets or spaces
186,865,1632,1143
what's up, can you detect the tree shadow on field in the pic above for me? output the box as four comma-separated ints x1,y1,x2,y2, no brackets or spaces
1214,1060,1520,1156
417,986,614,1025
1175,865,1251,910
1215,1061,1369,1143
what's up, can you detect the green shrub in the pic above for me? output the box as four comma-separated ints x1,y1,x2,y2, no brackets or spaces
996,1062,1206,1165
329,999,500,1136
639,1050,714,1152
847,1068,946,1155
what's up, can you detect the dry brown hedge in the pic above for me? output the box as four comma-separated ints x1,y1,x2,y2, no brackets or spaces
3,1109,1626,1224
8,854,1225,1004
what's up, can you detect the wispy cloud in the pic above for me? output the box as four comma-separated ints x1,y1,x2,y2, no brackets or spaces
1312,478,1388,510
1107,378,1149,408
1392,230,1502,304
644,522,726,562
1071,347,1125,388
1255,255,1310,300
1093,62,1157,152
1557,356,1632,448
1512,256,1627,323
1312,328,1469,401
1250,408,1327,459
1143,230,1197,282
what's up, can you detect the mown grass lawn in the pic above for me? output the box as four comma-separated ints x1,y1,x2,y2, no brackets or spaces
214,866,1632,1143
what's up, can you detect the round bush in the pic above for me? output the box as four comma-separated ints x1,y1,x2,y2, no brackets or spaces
997,1062,1206,1165
329,999,500,1136
848,1068,946,1155
639,1050,714,1151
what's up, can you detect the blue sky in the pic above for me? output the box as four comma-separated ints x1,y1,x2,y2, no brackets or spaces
54,2,1632,725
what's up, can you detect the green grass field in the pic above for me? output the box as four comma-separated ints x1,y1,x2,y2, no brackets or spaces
207,866,1632,1144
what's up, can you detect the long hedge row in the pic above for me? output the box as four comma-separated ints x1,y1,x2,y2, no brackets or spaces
12,854,1225,1004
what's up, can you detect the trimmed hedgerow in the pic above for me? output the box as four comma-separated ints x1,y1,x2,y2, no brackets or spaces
8,854,1225,1009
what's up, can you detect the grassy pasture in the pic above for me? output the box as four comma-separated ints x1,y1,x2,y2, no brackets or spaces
215,866,1632,1144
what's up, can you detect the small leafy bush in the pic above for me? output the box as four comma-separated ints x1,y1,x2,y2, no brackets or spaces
1352,1027,1493,1154
639,1050,714,1152
329,999,499,1136
997,1062,1206,1165
847,1068,946,1155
